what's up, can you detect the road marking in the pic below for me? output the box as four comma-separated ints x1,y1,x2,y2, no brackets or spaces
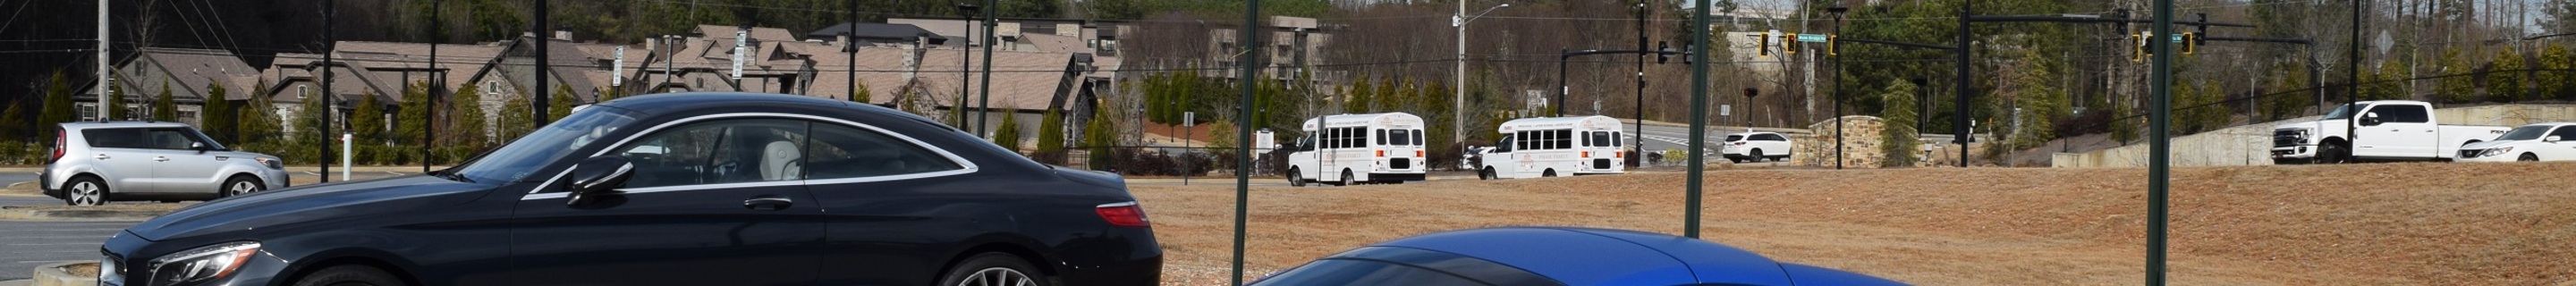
8,243,102,246
8,236,111,240
17,260,90,265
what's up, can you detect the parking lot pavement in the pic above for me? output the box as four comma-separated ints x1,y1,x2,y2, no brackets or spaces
0,220,135,281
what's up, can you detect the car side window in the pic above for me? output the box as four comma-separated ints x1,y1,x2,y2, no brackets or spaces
2552,126,2576,140
805,122,964,180
2377,105,2431,123
81,129,145,149
144,128,200,150
614,119,809,189
1758,134,1786,141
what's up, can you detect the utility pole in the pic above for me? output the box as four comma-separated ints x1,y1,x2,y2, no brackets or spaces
427,0,441,172
1456,3,1507,171
847,0,858,102
956,4,977,128
1955,0,1970,168
1633,2,1647,168
534,0,550,126
322,0,335,182
2149,0,2179,283
1230,4,1263,286
95,0,108,122
1829,6,1847,170
1685,0,1711,239
977,0,998,137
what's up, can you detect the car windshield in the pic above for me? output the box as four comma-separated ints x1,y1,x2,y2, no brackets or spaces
2497,125,2554,141
450,106,644,182
2322,104,2368,120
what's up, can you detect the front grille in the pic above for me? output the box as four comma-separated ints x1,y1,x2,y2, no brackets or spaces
2273,130,2306,147
1594,159,1612,170
1390,158,1411,169
2460,149,2483,158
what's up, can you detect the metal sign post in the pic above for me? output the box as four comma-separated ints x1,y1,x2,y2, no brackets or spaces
1184,112,1195,186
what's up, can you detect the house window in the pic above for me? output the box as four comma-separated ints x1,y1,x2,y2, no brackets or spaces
180,111,199,125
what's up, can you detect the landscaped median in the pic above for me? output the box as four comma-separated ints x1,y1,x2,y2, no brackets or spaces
29,262,94,286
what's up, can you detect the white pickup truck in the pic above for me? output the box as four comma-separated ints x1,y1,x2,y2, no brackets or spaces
2271,100,2510,164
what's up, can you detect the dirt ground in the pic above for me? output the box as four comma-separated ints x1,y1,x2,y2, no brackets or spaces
1136,162,2576,285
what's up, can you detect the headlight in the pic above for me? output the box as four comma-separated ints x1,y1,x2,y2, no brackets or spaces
254,157,283,170
148,241,260,286
2482,147,2512,157
100,255,123,284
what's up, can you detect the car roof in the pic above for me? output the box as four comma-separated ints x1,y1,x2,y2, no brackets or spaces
1366,226,1797,286
57,122,195,130
1725,131,1779,136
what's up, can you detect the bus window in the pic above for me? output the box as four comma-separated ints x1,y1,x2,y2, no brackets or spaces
1377,129,1389,146
1554,130,1573,149
1411,130,1425,147
1390,130,1411,146
1590,131,1611,147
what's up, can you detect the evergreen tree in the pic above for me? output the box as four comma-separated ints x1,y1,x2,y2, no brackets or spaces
0,101,27,140
238,81,284,145
105,83,127,121
38,71,77,127
1082,110,1116,170
396,81,430,146
2437,48,2477,104
202,83,236,142
500,93,534,143
851,80,872,104
993,111,1022,154
151,81,177,122
2490,47,2528,102
449,84,490,148
293,88,333,162
1343,73,1371,113
2540,44,2576,101
1036,107,1066,163
547,86,578,123
1372,76,1401,114
1880,79,1919,167
352,91,387,143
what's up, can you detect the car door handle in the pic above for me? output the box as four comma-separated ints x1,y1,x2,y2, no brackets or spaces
742,196,793,211
95,154,109,160
153,156,169,162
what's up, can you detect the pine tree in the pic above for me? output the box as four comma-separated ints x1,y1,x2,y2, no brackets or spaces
2490,48,2528,103
2436,48,2477,104
396,81,430,146
500,93,534,143
1343,73,1371,113
547,86,578,123
151,81,177,122
351,91,386,143
1880,79,1919,167
2540,44,2576,101
1082,110,1116,170
105,83,127,121
449,84,490,148
1036,107,1066,164
851,80,872,104
38,71,77,127
0,102,28,140
992,111,1022,154
238,81,284,145
202,83,235,142
1373,76,1402,114
293,88,332,162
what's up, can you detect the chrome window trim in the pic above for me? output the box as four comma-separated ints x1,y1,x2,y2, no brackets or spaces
522,112,980,200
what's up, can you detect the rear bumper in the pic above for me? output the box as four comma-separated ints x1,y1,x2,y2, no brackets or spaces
38,168,61,198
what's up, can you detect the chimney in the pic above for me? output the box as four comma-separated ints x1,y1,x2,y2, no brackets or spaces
553,29,573,41
837,32,852,46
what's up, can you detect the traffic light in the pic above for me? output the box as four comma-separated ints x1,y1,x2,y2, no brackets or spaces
1682,43,1695,64
2180,32,2197,55
1758,31,1773,56
1784,32,1800,55
2193,13,2209,43
1657,40,1672,63
2131,32,2146,63
1826,34,1838,56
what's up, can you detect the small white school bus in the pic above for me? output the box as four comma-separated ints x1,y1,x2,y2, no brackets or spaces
1284,113,1428,186
1479,115,1625,179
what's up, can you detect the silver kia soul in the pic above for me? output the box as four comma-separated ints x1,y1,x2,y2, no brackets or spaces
41,122,289,206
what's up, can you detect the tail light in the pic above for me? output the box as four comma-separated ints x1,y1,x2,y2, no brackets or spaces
1096,202,1149,228
51,129,65,163
1581,151,1591,157
1376,150,1385,157
1413,150,1423,157
1616,151,1624,158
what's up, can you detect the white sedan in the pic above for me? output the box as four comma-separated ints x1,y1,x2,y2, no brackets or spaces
2457,122,2576,162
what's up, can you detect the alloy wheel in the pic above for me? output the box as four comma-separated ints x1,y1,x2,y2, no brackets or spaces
952,267,1036,286
228,181,261,197
68,181,102,206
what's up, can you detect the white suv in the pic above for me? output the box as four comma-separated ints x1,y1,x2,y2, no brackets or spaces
41,122,289,206
1722,131,1793,163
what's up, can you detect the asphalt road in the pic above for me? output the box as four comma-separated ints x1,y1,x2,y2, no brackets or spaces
0,220,131,281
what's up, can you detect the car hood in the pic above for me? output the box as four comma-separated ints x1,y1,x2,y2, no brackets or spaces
123,175,493,241
2463,139,2532,150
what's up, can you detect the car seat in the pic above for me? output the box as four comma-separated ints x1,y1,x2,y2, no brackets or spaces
761,140,801,181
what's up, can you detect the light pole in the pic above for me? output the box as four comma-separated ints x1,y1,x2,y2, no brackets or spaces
1455,3,1506,169
955,4,979,128
1827,6,1846,170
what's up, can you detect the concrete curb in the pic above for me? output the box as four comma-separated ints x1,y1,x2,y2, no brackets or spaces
0,206,165,222
30,262,94,286
0,279,30,286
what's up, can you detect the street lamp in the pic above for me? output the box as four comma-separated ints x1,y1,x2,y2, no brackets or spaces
1826,6,1846,170
1455,2,1506,168
955,4,979,128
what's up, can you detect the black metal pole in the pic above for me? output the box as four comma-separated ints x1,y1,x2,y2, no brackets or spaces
2149,0,2177,283
977,0,997,136
846,0,857,102
1685,0,1711,239
1557,49,1568,117
321,0,335,182
1833,11,1844,170
1955,0,1970,168
2344,0,2360,163
534,0,549,126
1634,3,1646,167
425,0,439,172
958,9,973,128
1231,3,1262,285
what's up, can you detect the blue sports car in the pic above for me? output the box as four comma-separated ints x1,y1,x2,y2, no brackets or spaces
1250,226,1907,286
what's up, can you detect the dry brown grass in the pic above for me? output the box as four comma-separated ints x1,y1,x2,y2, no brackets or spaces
1138,162,2576,285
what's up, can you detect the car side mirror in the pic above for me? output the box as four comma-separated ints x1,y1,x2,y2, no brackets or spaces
2359,113,2383,126
565,155,636,206
190,142,208,154
2548,136,2563,143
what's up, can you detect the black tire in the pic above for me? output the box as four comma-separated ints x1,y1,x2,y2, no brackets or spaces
1750,149,1765,162
63,176,107,206
1543,169,1557,177
1286,168,1306,187
1729,157,1742,164
1479,167,1495,180
1338,170,1354,186
936,253,1050,286
2318,142,2350,164
222,175,265,198
2521,153,2539,162
291,265,407,286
